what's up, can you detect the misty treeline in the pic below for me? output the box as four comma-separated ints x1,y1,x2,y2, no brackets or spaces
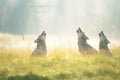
0,0,41,34
0,0,120,39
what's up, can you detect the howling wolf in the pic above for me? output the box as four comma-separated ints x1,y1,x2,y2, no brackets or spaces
99,31,112,56
76,28,97,54
31,31,47,56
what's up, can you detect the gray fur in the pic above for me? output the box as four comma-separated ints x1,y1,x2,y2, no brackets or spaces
31,31,47,56
99,31,112,56
77,28,98,54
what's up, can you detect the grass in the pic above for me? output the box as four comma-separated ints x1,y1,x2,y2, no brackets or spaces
0,46,120,80
0,33,120,80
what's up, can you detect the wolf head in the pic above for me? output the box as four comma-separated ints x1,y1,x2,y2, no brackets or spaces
76,27,89,40
99,31,110,44
34,31,46,43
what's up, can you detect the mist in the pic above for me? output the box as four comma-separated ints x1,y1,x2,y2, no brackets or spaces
0,0,120,48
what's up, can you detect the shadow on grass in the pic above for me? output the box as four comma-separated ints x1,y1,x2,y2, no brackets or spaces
82,69,120,80
7,73,50,80
55,73,70,80
55,72,78,80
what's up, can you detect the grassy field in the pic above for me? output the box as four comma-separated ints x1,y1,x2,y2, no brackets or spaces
0,33,120,80
0,46,120,80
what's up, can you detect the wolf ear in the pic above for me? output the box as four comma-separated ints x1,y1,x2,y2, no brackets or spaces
78,27,82,32
101,31,105,35
41,31,45,35
42,31,45,33
44,33,46,36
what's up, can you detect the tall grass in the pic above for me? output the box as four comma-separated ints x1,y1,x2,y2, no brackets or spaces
0,46,120,80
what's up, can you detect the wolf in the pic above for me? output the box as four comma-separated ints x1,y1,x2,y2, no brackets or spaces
99,31,112,56
76,28,98,54
31,31,47,56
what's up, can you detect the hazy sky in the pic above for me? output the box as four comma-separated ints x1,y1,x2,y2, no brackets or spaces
0,0,120,39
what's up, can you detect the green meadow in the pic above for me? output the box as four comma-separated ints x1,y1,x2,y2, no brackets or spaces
0,46,120,80
0,34,120,80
